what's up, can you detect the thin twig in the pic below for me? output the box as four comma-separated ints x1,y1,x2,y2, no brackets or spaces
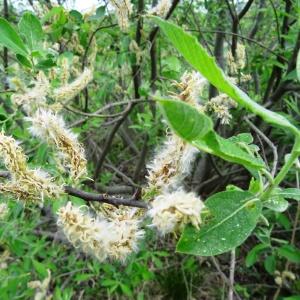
187,29,288,62
64,186,148,209
211,257,242,300
228,249,236,300
0,171,147,208
244,118,278,177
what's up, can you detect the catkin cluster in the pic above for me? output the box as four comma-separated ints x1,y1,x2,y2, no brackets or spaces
149,189,204,235
109,0,133,31
11,71,50,114
57,202,144,262
147,72,206,235
147,134,198,192
9,55,93,182
226,42,247,75
27,109,87,181
52,68,93,103
0,132,61,203
173,71,207,107
205,93,237,125
149,0,172,17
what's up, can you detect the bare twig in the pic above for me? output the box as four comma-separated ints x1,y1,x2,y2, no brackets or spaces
211,256,242,300
187,29,288,63
0,170,147,208
93,103,134,180
244,118,278,177
64,186,148,209
228,249,236,300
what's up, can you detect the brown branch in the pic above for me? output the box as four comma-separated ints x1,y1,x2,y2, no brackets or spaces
249,0,265,39
230,0,254,56
0,171,147,208
64,186,148,209
208,1,226,99
81,19,118,112
149,0,180,110
238,0,254,20
93,103,134,180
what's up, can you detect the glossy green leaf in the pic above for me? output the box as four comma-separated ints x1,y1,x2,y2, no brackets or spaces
278,245,300,263
158,97,213,140
19,12,44,51
0,17,28,56
176,191,262,256
151,17,300,137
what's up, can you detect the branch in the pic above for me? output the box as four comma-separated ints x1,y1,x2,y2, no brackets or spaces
187,29,288,63
64,186,148,209
244,118,278,177
211,256,242,300
249,0,266,39
0,171,147,208
93,103,134,180
149,0,180,104
228,249,236,300
238,0,254,20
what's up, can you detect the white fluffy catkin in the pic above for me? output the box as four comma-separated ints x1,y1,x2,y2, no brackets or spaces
52,68,93,103
0,132,61,203
109,0,133,32
148,189,205,235
27,109,87,181
57,202,144,262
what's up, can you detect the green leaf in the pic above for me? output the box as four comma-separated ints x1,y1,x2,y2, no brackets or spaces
96,6,106,18
278,245,300,263
264,189,289,212
32,259,48,278
19,12,44,51
276,213,292,230
158,97,213,140
176,191,262,256
0,17,28,56
36,58,56,70
74,273,94,283
69,10,83,23
101,279,118,287
278,188,300,201
264,255,276,274
120,284,133,297
245,243,269,267
193,131,265,169
16,54,32,68
158,97,265,170
151,17,299,137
